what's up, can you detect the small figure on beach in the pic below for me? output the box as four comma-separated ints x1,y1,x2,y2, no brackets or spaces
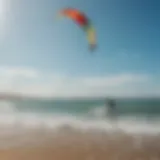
105,98,117,122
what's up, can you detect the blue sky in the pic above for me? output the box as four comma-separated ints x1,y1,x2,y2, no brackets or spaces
0,0,160,97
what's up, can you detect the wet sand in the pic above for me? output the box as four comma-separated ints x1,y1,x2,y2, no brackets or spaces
0,127,160,160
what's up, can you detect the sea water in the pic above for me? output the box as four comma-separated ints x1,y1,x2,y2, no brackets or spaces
0,98,160,148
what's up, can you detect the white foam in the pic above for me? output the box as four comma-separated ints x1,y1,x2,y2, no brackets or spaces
0,112,159,135
0,112,159,148
0,100,16,113
0,100,160,149
87,105,107,118
0,101,159,140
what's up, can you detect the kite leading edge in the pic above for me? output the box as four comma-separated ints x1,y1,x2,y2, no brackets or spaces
57,8,97,52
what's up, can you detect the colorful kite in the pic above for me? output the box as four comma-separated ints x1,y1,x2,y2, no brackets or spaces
57,8,97,52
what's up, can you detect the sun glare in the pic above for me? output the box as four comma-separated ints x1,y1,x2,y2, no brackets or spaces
0,0,10,38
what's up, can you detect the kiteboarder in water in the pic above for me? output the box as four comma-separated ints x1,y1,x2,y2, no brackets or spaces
105,98,117,122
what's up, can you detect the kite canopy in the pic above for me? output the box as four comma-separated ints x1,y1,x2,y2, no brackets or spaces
57,8,97,52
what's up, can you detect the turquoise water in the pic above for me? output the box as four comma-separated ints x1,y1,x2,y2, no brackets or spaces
13,98,160,116
0,98,159,149
0,98,160,135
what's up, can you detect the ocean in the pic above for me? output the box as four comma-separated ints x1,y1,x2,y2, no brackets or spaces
0,97,160,157
0,98,160,129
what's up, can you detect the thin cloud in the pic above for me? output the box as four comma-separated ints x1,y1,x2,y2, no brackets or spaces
0,66,39,78
0,66,154,98
81,74,147,87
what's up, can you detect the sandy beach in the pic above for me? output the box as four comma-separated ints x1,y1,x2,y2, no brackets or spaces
0,126,160,160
